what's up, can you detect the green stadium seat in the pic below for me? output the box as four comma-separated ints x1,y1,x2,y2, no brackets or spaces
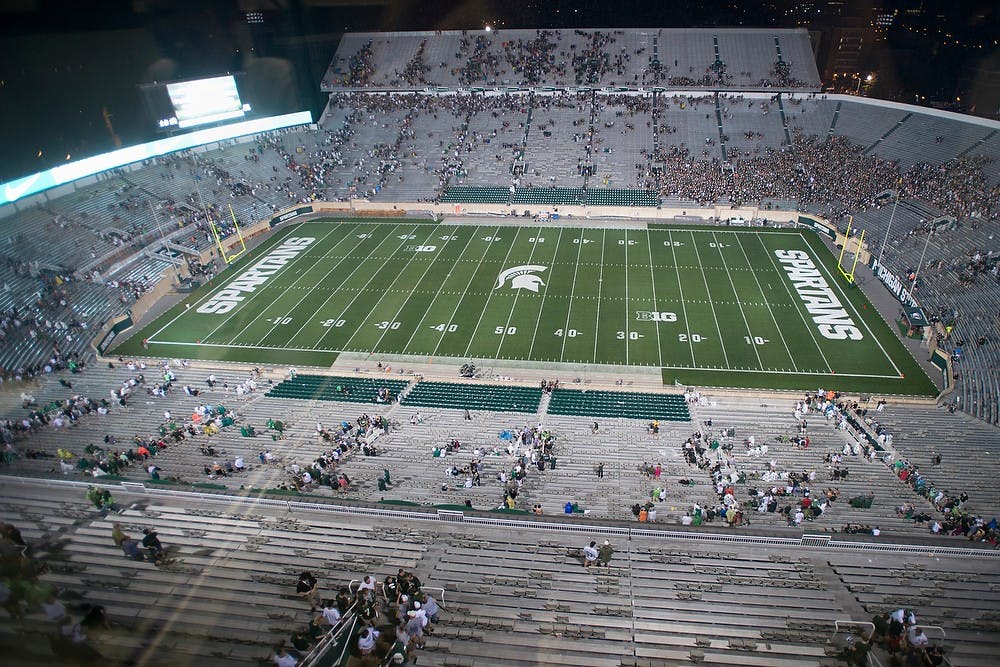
265,374,409,404
401,382,542,413
547,389,690,422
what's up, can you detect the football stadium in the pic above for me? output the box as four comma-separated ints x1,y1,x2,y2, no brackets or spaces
0,17,998,667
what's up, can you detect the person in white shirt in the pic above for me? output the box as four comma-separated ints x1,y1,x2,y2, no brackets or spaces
358,575,376,601
273,646,297,667
321,601,341,626
357,627,379,654
908,626,929,647
582,541,599,568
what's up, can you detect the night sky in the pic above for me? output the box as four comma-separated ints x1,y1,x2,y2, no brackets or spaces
0,0,995,182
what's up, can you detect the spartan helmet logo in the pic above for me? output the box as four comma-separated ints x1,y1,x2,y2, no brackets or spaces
495,265,547,292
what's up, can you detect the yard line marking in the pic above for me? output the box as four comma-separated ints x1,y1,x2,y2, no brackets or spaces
729,231,798,369
645,229,664,366
667,230,696,365
751,232,834,373
592,229,607,364
461,228,520,358
558,228,586,362
624,229,630,365
213,227,343,345
711,230,763,370
400,230,479,353
277,226,383,345
317,224,438,349
688,231,730,369
527,228,563,360
245,224,375,346
363,229,459,355
803,233,902,377
496,226,544,357
148,226,339,342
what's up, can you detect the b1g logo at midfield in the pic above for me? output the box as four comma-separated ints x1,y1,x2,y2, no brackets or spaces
495,265,547,292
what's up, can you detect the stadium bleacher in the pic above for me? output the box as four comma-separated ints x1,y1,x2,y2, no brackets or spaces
0,27,997,665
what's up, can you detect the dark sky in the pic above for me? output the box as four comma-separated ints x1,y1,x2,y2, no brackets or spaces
0,0,995,182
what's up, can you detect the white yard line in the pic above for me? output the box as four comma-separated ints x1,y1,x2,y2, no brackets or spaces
645,230,664,366
495,226,544,357
688,230,730,369
363,230,458,354
317,225,438,350
242,225,380,346
710,230,764,371
277,224,386,346
527,228,563,360
751,232,834,373
431,226,503,358
624,229,630,365
461,228,521,358
558,228,586,363
214,227,344,345
400,230,479,353
592,229,607,363
148,226,338,342
729,232,799,370
667,230,696,365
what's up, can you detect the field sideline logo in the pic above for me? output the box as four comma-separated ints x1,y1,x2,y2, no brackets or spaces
495,265,547,292
196,237,315,314
774,249,862,340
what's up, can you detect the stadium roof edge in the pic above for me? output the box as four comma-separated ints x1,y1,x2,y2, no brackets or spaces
0,110,313,210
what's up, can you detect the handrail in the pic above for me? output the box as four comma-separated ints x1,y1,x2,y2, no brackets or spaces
300,602,359,667
831,620,875,641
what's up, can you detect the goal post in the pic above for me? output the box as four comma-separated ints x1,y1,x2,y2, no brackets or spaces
836,216,864,285
210,204,248,264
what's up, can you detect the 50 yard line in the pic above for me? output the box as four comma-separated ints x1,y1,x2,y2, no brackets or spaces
527,228,563,360
461,229,520,358
495,226,545,358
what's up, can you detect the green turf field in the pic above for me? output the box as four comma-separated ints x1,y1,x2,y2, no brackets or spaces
116,219,937,395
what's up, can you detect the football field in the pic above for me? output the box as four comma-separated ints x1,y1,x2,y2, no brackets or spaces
119,219,936,395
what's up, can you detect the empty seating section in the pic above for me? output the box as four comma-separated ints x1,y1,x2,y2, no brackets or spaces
460,107,527,185
548,389,690,421
872,113,991,168
590,100,653,189
658,96,724,160
402,381,542,413
585,189,659,207
440,186,510,204
717,32,779,88
784,97,837,139
832,101,910,148
266,374,409,403
510,188,585,206
521,105,589,188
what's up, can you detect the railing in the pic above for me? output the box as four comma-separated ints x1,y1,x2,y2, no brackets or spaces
831,619,875,641
300,603,359,667
4,475,999,559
